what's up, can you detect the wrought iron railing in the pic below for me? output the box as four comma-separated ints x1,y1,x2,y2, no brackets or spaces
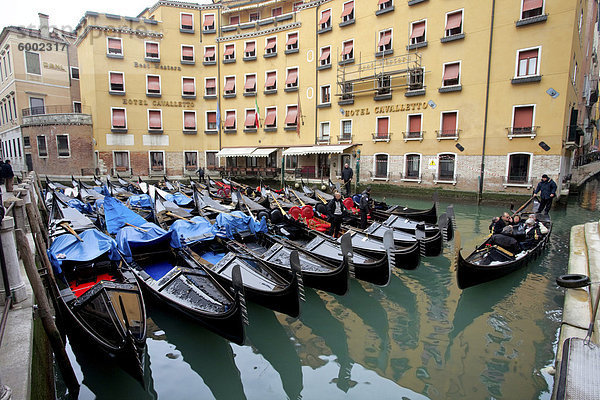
22,105,90,117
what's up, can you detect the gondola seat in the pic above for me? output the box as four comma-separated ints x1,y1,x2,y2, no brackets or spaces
343,197,360,215
289,206,302,220
301,205,330,232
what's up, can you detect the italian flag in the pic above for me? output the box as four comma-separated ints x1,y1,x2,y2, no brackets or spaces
254,97,261,128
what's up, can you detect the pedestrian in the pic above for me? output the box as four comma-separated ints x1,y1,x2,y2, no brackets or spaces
3,160,14,193
0,160,5,186
341,163,353,197
534,174,557,214
326,191,346,238
359,187,372,229
196,166,206,183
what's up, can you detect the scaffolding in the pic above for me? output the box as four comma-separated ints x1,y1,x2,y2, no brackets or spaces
336,52,424,100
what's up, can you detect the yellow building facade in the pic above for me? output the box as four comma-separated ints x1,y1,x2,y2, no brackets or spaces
75,0,598,194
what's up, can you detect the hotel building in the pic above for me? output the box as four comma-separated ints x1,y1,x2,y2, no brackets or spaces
74,0,599,194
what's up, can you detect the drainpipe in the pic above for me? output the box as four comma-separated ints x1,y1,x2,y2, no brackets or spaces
314,3,320,146
478,0,496,203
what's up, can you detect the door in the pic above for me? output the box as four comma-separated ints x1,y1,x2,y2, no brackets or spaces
25,154,33,172
317,154,330,179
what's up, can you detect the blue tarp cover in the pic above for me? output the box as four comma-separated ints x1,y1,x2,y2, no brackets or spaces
116,222,173,262
165,192,193,206
169,216,216,248
47,229,120,275
67,198,93,215
214,211,267,239
128,194,153,209
103,196,148,235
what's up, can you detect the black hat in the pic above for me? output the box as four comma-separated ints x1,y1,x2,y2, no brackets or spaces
366,186,371,192
542,174,549,179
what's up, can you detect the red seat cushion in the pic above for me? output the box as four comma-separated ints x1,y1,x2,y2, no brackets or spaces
289,206,302,220
343,198,354,209
301,205,314,219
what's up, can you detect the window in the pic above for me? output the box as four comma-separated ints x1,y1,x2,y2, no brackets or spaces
265,71,277,91
319,9,331,30
376,116,389,139
224,110,236,130
37,136,47,157
203,14,215,31
206,111,217,130
285,105,298,127
181,45,195,63
23,137,31,148
6,51,10,75
379,0,393,11
150,151,164,171
183,110,197,131
224,76,236,95
111,108,127,130
410,21,426,45
70,67,80,79
204,46,216,63
145,42,160,60
321,85,331,104
109,72,125,93
286,155,298,169
438,154,455,181
507,153,531,183
377,75,391,95
245,41,256,58
319,121,330,141
249,12,260,21
341,120,352,140
286,68,298,89
184,151,198,171
286,32,299,51
512,105,535,135
73,102,82,113
229,15,240,25
405,154,420,179
245,74,257,94
578,9,583,35
113,151,130,172
56,135,70,157
205,78,216,96
440,111,458,138
146,75,161,96
182,77,196,97
245,109,257,129
25,51,41,74
107,38,123,56
320,46,331,66
341,40,354,61
181,13,194,31
521,0,544,19
224,44,235,61
375,154,388,178
206,151,218,168
16,138,21,158
265,107,277,128
30,97,45,115
442,62,460,87
409,68,424,90
272,7,283,17
265,37,277,55
378,29,392,53
148,109,163,131
573,60,578,85
341,1,354,22
342,83,354,101
445,11,463,37
516,48,539,77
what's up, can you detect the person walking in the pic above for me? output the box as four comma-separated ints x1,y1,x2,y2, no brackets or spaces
326,191,346,238
341,163,353,197
3,160,14,193
359,187,372,229
534,174,557,214
0,160,5,186
196,166,206,183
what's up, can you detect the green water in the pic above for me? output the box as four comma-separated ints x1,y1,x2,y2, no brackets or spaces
61,180,600,400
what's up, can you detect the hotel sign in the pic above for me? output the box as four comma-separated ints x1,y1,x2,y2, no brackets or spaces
122,98,195,107
133,61,182,71
344,102,429,117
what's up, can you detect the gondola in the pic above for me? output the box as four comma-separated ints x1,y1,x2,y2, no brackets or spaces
103,196,247,344
47,228,147,381
371,202,438,225
456,214,552,289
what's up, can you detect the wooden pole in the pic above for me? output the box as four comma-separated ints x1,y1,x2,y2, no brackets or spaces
15,229,80,397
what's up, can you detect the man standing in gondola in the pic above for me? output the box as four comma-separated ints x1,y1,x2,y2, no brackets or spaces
341,163,353,197
327,191,347,238
359,187,372,229
534,174,557,215
196,166,206,183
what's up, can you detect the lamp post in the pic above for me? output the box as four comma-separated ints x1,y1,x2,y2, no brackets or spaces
355,149,361,194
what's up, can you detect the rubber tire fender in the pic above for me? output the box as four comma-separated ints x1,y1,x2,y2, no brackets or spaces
556,274,590,289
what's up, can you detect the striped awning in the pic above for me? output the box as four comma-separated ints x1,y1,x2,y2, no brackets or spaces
251,148,277,157
282,144,353,156
216,147,256,157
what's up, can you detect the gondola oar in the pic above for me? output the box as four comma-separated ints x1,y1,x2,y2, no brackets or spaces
511,195,536,217
290,188,305,207
59,221,83,242
271,192,288,217
124,223,148,232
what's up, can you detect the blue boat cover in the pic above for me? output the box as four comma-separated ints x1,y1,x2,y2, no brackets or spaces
103,196,148,235
116,222,173,262
67,198,94,215
214,211,267,239
47,229,120,275
165,192,193,206
169,216,216,248
128,194,153,209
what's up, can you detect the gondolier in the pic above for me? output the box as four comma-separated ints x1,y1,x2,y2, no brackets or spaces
533,174,556,215
341,163,353,196
326,191,347,238
359,187,372,229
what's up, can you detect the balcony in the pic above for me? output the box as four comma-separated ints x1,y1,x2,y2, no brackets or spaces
436,129,460,141
317,136,330,145
21,105,92,126
433,173,458,185
402,131,424,142
400,173,422,183
338,134,352,144
506,126,538,139
503,176,534,188
372,132,391,142
220,12,298,37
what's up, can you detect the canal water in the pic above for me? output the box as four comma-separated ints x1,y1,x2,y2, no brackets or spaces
59,179,600,400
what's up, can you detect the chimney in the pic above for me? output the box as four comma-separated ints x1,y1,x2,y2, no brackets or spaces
38,13,49,38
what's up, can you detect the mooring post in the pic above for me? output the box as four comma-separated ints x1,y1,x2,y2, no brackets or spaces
0,217,26,305
10,189,28,233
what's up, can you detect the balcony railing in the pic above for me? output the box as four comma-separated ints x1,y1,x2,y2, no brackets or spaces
435,129,460,140
338,134,352,143
506,126,538,139
317,136,330,144
400,172,422,183
402,131,424,142
503,176,534,188
372,132,392,142
433,173,458,185
22,104,90,117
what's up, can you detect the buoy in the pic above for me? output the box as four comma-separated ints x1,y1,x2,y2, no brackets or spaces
321,184,327,190
295,182,300,188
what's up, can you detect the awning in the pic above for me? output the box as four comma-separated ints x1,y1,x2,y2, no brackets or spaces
251,148,277,157
523,0,543,12
224,78,235,91
286,33,298,46
285,69,298,84
245,41,255,53
378,31,391,47
446,12,462,30
283,144,353,156
320,47,331,61
216,147,257,158
204,47,215,58
265,38,276,50
244,75,256,90
223,45,234,56
203,14,215,27
443,63,460,81
341,1,354,17
410,22,425,39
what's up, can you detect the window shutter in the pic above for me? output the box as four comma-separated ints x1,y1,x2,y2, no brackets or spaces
513,107,534,128
409,115,421,133
377,118,388,135
410,22,425,39
184,112,196,129
149,111,162,129
285,106,298,124
112,109,126,127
